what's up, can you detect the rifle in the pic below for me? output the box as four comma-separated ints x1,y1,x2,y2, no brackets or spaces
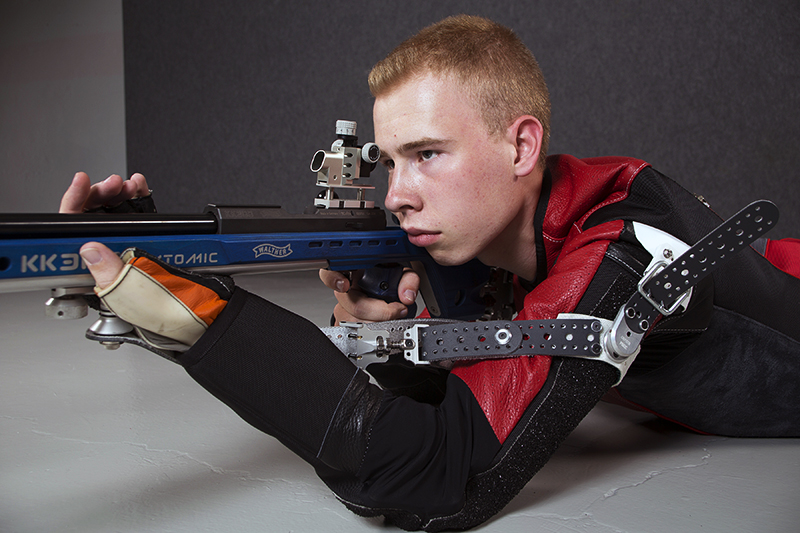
0,121,491,338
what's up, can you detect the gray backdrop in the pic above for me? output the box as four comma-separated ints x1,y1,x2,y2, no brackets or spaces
124,0,799,238
0,1,126,214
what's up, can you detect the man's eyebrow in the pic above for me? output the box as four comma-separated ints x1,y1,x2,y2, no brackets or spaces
379,137,450,163
399,137,449,153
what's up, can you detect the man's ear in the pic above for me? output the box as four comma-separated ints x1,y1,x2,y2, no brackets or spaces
507,116,544,177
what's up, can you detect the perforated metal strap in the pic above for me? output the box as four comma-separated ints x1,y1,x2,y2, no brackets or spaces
399,315,641,383
608,200,779,358
640,200,779,313
403,318,605,363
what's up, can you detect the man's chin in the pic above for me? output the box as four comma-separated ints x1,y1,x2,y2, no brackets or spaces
427,247,475,267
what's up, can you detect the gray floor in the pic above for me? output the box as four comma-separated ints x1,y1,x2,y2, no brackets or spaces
2,272,798,533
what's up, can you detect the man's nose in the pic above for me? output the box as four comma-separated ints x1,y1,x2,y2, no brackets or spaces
384,166,420,214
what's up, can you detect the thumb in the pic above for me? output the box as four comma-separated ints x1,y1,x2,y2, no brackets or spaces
79,242,125,290
398,269,421,305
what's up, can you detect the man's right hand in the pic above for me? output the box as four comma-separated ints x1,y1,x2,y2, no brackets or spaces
59,172,150,214
319,268,420,325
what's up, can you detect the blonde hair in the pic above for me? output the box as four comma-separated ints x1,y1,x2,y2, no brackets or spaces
369,15,551,163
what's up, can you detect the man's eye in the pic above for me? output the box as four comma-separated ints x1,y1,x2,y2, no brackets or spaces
420,150,436,161
383,160,395,170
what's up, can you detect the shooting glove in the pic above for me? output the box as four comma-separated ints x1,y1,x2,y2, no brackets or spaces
93,248,234,359
84,193,157,213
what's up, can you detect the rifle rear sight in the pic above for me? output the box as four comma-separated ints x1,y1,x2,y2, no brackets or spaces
310,120,380,209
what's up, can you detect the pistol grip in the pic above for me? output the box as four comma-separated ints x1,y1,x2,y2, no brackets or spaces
359,265,418,317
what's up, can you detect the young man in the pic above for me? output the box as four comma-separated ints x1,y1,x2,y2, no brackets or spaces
63,15,800,532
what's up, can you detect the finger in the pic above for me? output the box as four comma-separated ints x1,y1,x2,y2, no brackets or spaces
59,172,92,213
334,287,409,322
319,269,351,293
397,269,421,305
79,242,125,290
85,174,127,208
118,180,140,203
128,173,151,197
332,300,408,325
119,173,150,200
332,303,359,326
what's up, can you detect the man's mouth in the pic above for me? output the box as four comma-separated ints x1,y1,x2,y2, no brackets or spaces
404,227,441,248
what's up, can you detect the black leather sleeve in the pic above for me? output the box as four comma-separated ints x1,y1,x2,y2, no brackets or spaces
178,288,383,471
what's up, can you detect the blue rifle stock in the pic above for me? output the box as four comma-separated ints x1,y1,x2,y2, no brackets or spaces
0,206,490,321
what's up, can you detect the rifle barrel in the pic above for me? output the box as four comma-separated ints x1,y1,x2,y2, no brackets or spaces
0,205,388,239
0,213,217,239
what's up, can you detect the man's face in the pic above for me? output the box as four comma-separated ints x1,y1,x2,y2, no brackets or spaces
373,72,529,267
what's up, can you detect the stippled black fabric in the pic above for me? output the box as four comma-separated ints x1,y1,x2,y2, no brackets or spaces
411,359,618,532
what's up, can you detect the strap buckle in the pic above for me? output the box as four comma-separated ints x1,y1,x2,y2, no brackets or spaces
637,259,693,316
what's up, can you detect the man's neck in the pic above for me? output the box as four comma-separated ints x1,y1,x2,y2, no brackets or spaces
477,180,541,280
